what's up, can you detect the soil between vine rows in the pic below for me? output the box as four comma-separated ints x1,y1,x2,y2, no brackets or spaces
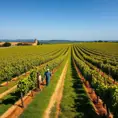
0,59,66,118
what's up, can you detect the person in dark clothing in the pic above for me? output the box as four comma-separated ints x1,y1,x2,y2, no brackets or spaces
44,68,51,86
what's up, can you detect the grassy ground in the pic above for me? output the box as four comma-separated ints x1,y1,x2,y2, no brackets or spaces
59,58,98,118
0,90,20,115
0,59,54,94
49,103,57,118
0,54,64,95
20,59,67,118
0,55,67,116
0,77,24,94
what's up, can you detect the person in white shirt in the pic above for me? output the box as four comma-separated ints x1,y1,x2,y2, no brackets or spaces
37,72,42,91
38,73,42,83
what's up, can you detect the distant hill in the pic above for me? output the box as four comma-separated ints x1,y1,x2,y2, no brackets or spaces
39,40,71,44
0,39,34,42
0,39,118,44
0,39,72,44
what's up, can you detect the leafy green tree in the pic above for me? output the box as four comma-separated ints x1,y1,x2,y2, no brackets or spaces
17,43,23,46
37,41,42,45
2,42,11,47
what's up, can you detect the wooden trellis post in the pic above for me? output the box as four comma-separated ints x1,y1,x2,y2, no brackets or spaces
20,92,24,108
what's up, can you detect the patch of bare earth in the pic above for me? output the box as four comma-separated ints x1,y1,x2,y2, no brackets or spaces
0,81,46,118
0,61,55,100
43,61,68,118
73,61,113,118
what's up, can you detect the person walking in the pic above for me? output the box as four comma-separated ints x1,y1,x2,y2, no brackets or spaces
37,72,42,90
44,68,51,86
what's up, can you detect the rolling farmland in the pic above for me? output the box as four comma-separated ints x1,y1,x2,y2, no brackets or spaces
0,43,118,118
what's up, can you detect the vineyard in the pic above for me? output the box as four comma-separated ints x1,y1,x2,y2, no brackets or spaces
0,43,118,118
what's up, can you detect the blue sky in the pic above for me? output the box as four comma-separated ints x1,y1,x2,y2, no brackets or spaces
0,0,118,40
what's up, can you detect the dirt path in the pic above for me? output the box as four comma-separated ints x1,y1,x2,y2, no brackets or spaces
43,61,68,118
0,61,62,118
0,81,46,118
0,59,58,99
55,78,65,118
0,58,56,87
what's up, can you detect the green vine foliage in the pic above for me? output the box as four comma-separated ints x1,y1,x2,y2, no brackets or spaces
17,51,67,95
17,70,37,94
72,46,118,117
76,46,118,81
28,70,37,90
17,77,30,94
0,46,68,83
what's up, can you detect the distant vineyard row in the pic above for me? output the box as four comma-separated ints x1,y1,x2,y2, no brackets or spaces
0,45,69,83
72,43,118,118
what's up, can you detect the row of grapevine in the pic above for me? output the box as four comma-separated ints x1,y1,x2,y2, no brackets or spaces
59,57,99,118
78,43,118,60
74,46,115,85
0,47,69,96
73,45,117,86
72,46,118,118
80,45,118,61
0,48,68,116
17,57,65,94
17,49,68,95
0,46,69,83
79,45,118,66
75,45,118,81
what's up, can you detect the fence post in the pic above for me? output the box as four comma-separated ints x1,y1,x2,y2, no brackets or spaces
31,90,33,97
20,92,24,108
